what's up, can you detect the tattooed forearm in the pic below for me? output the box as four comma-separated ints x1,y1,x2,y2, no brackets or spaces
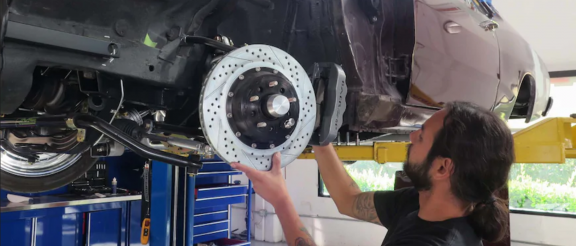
349,180,360,190
291,227,317,246
351,192,382,225
294,237,315,246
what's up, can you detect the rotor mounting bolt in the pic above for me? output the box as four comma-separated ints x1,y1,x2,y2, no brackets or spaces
257,122,267,128
288,97,297,103
235,132,241,137
255,67,261,72
273,70,278,74
269,81,278,87
270,144,275,149
284,118,295,129
250,96,260,102
228,92,234,97
227,113,233,118
285,135,290,139
251,143,257,148
239,75,245,80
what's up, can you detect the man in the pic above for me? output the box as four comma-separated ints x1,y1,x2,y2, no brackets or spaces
231,101,515,245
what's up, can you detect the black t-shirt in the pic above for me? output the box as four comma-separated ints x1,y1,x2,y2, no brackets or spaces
374,188,483,246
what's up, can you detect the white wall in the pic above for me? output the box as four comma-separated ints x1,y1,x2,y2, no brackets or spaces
493,0,576,71
231,160,576,246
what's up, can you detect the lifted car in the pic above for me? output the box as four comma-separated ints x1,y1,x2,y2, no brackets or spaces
0,0,552,192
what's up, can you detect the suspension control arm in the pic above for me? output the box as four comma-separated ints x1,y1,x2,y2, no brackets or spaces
72,114,203,171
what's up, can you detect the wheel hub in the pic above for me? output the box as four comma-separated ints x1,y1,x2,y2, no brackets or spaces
225,67,300,150
266,94,290,118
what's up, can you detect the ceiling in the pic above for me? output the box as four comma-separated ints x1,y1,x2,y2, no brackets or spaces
493,0,576,72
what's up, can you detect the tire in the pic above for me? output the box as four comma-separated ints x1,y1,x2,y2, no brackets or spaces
0,153,97,193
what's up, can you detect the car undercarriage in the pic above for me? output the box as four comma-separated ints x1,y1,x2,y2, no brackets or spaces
0,0,551,193
1,0,419,192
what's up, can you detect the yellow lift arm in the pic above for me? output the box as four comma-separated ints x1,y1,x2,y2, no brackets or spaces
298,117,576,164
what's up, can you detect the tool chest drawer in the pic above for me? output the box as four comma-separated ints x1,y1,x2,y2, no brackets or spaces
196,184,248,199
193,220,229,235
195,194,246,208
194,210,228,224
199,161,234,172
193,229,229,244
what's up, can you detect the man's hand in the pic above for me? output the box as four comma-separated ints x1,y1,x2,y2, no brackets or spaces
230,152,289,208
231,153,317,246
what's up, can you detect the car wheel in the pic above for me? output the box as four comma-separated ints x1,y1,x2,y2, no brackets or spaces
0,149,97,193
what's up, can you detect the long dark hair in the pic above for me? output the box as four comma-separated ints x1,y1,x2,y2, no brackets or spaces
426,101,515,242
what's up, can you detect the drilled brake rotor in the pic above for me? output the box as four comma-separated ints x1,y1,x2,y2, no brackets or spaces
200,44,316,170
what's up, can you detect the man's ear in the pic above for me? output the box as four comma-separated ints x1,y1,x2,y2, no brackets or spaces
432,158,454,181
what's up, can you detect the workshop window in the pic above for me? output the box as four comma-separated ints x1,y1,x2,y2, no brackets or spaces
319,160,576,215
319,161,403,197
509,160,576,215
508,77,576,215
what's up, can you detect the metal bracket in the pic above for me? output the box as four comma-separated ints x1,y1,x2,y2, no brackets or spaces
514,117,576,163
6,21,120,58
385,55,411,82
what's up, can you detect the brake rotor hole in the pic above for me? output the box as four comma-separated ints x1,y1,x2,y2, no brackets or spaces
280,88,285,93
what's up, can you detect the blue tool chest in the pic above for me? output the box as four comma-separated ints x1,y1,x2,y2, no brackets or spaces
1,153,252,246
191,156,252,245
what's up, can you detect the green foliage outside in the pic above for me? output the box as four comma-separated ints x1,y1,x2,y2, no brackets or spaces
509,159,576,213
322,159,576,213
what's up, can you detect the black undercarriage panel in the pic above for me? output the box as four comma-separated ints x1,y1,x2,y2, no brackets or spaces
1,0,417,132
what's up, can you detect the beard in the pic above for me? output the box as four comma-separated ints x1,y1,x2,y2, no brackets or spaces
403,144,433,191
